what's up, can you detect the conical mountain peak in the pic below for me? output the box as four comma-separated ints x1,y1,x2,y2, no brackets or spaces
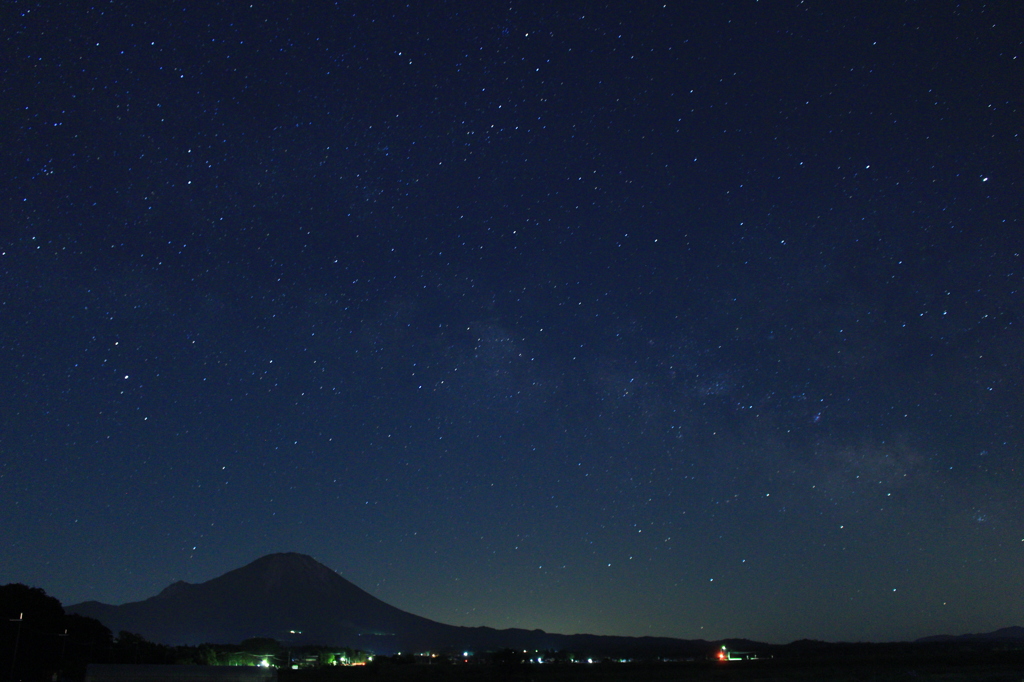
66,552,726,658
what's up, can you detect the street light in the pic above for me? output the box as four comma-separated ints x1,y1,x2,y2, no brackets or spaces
9,613,23,682
59,629,69,670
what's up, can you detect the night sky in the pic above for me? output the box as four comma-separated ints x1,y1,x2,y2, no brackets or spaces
2,1,1022,645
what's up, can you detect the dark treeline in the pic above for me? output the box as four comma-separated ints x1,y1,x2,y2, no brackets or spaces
6,583,1024,682
0,584,367,681
2,584,113,681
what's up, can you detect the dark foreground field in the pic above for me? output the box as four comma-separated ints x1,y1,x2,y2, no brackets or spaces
282,651,1024,682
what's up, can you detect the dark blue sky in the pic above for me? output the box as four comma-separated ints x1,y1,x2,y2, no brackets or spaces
2,1,1022,644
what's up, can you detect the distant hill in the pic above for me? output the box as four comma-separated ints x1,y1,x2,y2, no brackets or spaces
66,553,723,657
915,626,1024,643
66,553,1021,656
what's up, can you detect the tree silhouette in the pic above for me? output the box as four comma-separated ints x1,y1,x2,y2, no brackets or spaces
1,584,117,682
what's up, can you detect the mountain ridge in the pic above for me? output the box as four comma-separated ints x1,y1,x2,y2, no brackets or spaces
69,553,455,650
915,626,1024,643
66,553,1022,656
66,553,743,656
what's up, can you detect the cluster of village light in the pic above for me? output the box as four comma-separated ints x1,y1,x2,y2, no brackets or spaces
716,645,762,661
244,645,761,669
410,651,619,665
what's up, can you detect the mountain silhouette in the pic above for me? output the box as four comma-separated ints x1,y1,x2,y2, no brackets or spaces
915,626,1024,643
66,553,720,656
